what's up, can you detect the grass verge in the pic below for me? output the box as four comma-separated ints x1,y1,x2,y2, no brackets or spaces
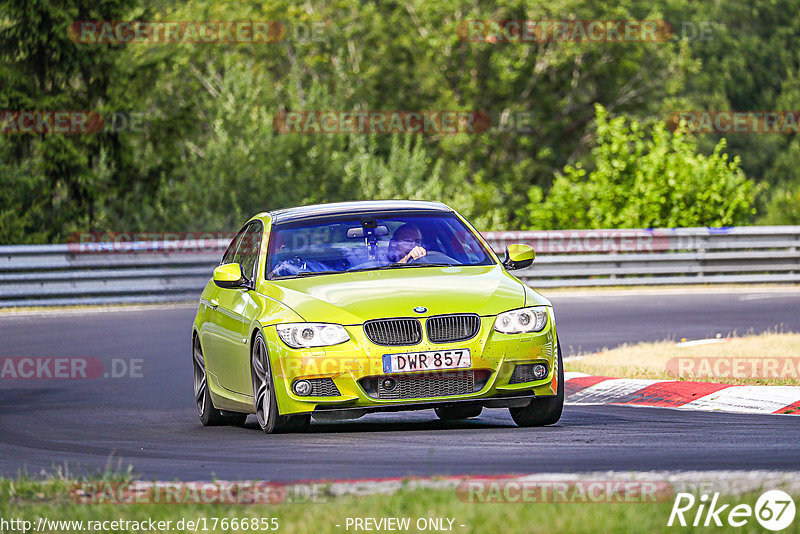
2,476,799,534
565,332,800,386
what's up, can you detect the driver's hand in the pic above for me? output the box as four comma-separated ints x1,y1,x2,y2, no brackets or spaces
399,246,427,263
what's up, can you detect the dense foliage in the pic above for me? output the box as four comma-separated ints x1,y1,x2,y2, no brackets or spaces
525,105,755,229
1,0,798,242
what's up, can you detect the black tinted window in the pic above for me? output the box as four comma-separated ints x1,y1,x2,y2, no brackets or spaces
221,227,247,265
237,222,263,280
267,212,494,279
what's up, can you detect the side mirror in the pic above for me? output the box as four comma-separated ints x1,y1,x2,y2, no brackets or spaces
502,244,535,271
213,263,248,289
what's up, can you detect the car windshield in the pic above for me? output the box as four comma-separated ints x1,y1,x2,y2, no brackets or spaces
267,212,495,279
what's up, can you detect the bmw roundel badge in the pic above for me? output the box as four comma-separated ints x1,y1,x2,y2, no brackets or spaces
413,306,427,313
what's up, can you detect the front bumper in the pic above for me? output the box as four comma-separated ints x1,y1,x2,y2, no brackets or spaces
265,311,558,415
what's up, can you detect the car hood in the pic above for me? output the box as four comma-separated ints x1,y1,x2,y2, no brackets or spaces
265,265,549,324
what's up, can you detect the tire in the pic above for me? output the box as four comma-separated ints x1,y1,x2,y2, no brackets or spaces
435,404,483,420
509,338,564,427
193,335,247,426
251,331,310,434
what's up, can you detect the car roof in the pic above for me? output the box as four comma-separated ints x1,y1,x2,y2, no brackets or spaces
268,200,452,224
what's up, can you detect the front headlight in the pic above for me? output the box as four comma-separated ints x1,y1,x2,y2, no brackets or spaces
493,306,549,334
276,323,350,348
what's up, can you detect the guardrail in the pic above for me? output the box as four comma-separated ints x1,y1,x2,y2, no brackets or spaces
484,226,800,288
0,226,798,307
0,240,228,308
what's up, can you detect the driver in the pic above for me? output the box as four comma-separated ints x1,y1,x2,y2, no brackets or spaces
387,224,427,263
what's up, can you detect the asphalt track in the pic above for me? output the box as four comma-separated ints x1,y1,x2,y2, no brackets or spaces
1,288,799,480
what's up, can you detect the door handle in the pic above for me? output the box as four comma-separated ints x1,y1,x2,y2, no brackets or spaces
209,298,219,309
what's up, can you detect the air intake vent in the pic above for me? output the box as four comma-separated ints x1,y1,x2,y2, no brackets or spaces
426,314,481,343
364,318,423,346
307,378,340,396
360,370,488,400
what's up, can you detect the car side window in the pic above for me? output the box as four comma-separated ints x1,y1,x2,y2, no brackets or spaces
231,225,252,267
238,222,263,281
221,226,247,265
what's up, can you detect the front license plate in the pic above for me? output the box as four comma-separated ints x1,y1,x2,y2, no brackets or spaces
382,349,471,373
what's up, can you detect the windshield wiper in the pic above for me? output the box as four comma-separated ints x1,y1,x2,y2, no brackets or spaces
272,270,340,279
347,262,453,273
384,262,453,268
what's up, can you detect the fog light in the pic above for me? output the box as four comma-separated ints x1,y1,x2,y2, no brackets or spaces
293,380,312,396
532,363,548,380
381,377,397,391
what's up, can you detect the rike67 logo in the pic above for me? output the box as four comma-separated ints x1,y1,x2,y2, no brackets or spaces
668,490,796,531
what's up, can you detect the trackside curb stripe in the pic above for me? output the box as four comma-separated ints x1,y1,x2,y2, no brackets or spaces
775,400,800,415
564,375,612,396
567,378,661,405
565,375,800,416
619,381,731,408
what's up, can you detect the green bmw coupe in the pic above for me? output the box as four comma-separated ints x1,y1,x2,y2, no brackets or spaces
192,200,563,433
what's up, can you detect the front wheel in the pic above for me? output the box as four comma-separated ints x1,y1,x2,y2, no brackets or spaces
509,338,564,427
251,331,310,434
193,336,247,426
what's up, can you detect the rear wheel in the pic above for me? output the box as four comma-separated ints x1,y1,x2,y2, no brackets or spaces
193,336,247,426
435,404,483,421
251,331,310,434
509,339,564,427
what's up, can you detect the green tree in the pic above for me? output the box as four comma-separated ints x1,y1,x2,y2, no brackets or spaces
523,105,755,229
666,0,800,211
0,0,143,242
4,0,799,242
759,184,800,225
